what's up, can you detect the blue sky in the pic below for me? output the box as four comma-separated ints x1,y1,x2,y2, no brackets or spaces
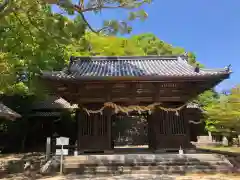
54,0,240,92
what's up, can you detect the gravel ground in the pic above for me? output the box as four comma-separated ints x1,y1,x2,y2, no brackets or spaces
1,173,240,180
37,174,240,180
1,171,240,179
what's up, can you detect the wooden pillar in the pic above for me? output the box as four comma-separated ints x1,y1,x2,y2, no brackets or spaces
103,107,114,153
147,110,157,150
183,107,192,148
152,107,167,151
184,108,200,149
76,108,80,152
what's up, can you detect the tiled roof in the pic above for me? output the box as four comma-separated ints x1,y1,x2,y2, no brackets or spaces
32,96,78,110
41,55,231,80
29,111,62,117
0,102,21,120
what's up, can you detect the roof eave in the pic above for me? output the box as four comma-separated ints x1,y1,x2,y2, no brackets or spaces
0,113,21,120
40,73,230,82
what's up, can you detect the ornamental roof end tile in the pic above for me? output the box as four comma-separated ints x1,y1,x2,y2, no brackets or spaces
41,55,231,80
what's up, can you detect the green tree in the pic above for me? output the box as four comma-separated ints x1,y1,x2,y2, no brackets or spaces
0,0,86,94
0,52,15,93
197,90,219,107
130,33,197,64
204,85,240,134
0,0,151,34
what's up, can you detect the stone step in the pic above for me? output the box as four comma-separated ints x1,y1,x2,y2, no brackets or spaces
64,165,233,175
63,153,234,175
64,160,231,167
65,153,224,162
64,164,232,170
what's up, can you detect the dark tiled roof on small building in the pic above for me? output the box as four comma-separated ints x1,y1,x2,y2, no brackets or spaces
29,111,62,117
41,55,231,80
31,96,78,110
0,102,21,120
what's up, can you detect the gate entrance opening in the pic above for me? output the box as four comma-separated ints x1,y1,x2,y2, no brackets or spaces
112,114,149,149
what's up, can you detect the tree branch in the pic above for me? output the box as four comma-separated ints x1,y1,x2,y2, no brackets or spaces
78,10,98,33
0,0,9,11
96,26,110,33
78,10,112,34
45,0,148,34
74,2,136,13
0,0,17,19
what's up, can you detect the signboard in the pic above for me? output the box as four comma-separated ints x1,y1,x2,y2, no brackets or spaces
56,137,69,146
56,149,69,156
55,136,70,175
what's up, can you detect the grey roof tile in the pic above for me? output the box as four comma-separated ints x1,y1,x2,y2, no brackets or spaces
32,96,78,110
42,56,231,80
29,111,62,117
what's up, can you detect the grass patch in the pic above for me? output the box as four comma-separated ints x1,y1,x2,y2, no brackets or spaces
200,146,240,153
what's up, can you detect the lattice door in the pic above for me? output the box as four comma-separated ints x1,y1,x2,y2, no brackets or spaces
78,111,111,151
152,109,189,149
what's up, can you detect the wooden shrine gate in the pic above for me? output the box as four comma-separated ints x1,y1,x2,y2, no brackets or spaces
40,55,231,153
76,106,191,152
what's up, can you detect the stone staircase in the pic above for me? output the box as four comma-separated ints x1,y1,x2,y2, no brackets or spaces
63,153,235,175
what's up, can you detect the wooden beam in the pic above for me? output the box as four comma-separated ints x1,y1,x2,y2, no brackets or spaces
154,83,161,101
71,96,189,104
130,83,137,102
44,79,223,105
105,84,113,101
61,87,197,100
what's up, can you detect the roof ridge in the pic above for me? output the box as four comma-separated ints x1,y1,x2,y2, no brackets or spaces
71,55,180,61
200,67,231,74
201,67,228,72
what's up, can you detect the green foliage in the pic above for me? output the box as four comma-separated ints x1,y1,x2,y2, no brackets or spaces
0,53,15,93
197,90,219,107
64,33,198,65
130,33,197,65
0,0,86,95
204,85,240,133
0,0,152,35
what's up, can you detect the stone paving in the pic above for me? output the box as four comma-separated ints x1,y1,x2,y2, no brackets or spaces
38,174,240,180
1,173,240,180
